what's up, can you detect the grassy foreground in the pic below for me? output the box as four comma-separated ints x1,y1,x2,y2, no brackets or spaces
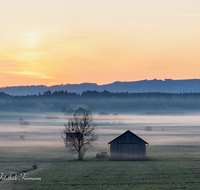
0,146,200,190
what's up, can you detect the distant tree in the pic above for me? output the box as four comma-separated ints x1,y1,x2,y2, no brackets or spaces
64,109,74,116
61,107,67,113
98,112,110,116
112,113,118,116
74,107,92,115
145,126,153,131
19,135,25,140
43,90,51,95
19,118,30,126
61,108,98,160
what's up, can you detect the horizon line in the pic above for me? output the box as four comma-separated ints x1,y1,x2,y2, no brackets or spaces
0,78,200,88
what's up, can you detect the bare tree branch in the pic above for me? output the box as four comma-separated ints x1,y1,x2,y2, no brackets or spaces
61,108,98,160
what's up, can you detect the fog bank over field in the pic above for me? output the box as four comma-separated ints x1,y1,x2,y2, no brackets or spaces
0,113,200,149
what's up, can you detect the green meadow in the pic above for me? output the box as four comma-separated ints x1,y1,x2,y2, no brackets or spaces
1,112,200,189
0,146,200,190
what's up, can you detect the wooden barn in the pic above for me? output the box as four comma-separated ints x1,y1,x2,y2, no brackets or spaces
108,130,148,161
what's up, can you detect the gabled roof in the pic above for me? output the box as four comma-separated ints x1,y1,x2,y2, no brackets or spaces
108,130,148,144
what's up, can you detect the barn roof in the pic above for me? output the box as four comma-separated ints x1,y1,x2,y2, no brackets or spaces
108,130,148,145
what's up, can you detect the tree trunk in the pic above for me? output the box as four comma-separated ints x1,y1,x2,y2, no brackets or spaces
78,151,82,160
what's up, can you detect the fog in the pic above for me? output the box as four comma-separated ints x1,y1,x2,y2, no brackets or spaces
0,112,200,148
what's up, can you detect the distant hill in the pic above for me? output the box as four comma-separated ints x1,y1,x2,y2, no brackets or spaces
1,79,200,96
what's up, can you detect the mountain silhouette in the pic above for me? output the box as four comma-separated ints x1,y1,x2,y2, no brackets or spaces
1,79,200,95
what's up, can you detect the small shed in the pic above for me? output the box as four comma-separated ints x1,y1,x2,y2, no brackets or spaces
108,130,148,161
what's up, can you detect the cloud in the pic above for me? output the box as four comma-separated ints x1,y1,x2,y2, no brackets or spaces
6,71,49,79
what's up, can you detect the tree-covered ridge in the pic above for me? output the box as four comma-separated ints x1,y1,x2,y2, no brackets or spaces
1,90,200,113
1,79,200,96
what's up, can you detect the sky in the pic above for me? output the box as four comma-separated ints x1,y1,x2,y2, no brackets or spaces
0,0,200,87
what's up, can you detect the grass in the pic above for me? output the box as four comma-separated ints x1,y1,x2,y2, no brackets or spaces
1,113,200,189
0,146,200,190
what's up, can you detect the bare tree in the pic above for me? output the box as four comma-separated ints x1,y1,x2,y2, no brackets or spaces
61,108,98,160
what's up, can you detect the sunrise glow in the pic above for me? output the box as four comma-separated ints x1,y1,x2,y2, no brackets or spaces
1,0,200,87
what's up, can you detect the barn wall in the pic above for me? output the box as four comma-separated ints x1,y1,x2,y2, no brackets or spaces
110,132,147,161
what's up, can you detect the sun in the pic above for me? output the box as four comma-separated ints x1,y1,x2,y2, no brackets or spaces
24,32,40,48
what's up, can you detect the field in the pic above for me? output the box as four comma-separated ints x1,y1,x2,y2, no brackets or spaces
1,112,200,189
1,146,200,190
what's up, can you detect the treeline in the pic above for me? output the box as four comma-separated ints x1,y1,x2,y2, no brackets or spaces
0,90,200,113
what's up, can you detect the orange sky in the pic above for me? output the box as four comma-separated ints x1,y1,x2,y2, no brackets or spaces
0,0,200,87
